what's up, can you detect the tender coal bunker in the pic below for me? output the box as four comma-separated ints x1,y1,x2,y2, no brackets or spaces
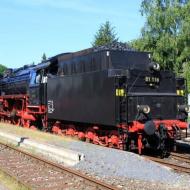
55,45,151,76
176,77,185,89
46,44,185,126
47,70,116,126
127,70,176,93
110,51,150,70
127,96,178,122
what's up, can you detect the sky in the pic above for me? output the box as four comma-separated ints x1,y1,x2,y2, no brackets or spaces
0,0,145,68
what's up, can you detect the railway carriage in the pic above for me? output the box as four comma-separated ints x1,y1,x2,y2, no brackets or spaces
0,43,189,157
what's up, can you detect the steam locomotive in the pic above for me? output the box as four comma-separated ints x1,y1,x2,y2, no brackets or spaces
0,43,189,157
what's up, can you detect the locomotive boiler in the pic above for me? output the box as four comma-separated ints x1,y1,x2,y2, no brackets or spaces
0,43,189,157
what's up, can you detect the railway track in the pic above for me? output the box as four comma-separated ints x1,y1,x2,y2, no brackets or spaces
181,131,190,139
170,152,190,164
0,142,119,190
144,154,190,174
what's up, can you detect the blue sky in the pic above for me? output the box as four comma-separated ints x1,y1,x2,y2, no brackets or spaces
0,0,145,68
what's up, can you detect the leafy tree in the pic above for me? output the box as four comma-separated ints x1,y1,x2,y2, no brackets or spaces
92,21,118,47
41,53,47,62
130,0,188,72
180,2,190,51
130,0,190,91
178,1,190,86
0,64,7,75
183,62,190,93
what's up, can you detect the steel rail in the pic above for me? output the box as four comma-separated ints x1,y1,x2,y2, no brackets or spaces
0,141,119,190
144,155,190,174
170,152,190,164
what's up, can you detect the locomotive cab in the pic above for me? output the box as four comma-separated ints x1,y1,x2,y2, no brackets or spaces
28,61,55,106
29,69,47,106
29,70,41,105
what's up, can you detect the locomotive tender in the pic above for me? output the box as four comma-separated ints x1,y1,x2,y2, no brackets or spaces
0,44,189,157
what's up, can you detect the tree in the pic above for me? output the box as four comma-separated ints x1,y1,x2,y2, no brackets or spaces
92,21,118,47
41,53,47,62
177,1,190,83
0,64,7,75
183,62,190,93
130,0,190,91
130,0,188,72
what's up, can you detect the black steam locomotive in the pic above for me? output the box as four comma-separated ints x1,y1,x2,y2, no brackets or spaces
0,43,189,157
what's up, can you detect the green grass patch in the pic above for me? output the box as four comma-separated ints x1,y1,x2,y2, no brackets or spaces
0,123,74,144
0,169,30,190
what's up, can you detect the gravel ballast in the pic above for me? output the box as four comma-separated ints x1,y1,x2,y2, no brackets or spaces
0,124,190,190
52,139,190,186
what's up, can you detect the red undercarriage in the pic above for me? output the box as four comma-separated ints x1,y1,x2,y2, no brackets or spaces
51,119,187,153
0,94,46,129
0,94,188,154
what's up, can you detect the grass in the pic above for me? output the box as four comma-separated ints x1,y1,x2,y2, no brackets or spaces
0,169,30,190
0,123,74,144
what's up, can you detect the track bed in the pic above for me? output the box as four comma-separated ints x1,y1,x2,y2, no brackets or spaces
0,142,118,190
